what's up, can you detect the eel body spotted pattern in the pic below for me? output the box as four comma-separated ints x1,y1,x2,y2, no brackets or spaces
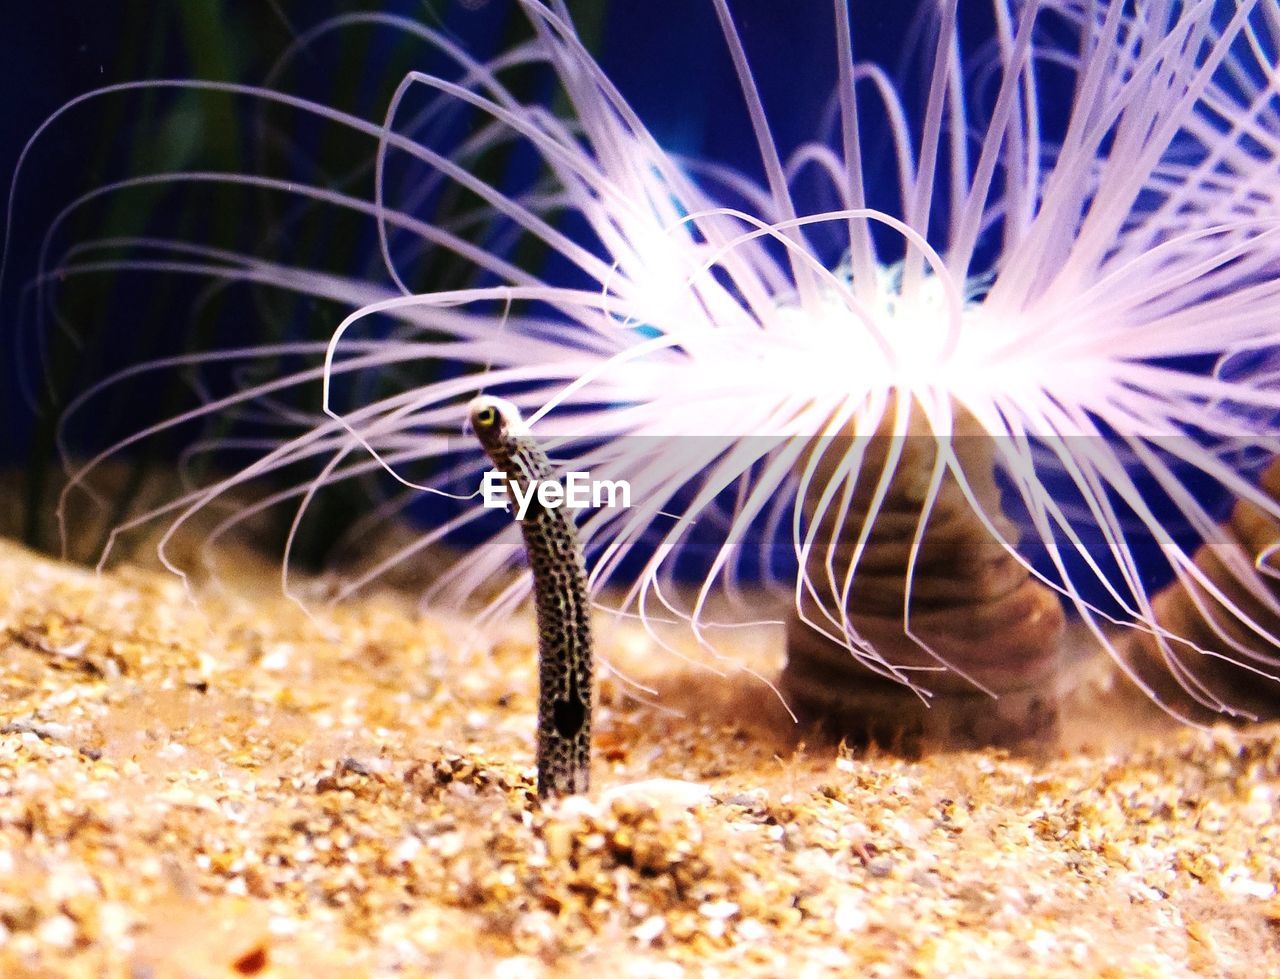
469,396,592,796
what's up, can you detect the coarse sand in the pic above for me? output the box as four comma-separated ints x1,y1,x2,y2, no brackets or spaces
0,535,1277,977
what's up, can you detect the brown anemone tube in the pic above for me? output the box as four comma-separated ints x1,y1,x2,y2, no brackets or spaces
1120,456,1280,724
781,402,1067,749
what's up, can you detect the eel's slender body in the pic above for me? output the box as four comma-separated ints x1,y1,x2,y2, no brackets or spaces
469,396,592,797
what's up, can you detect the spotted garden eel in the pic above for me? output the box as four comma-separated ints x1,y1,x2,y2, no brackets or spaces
469,395,592,797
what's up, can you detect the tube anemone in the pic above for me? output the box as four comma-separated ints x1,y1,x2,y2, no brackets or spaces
12,0,1280,744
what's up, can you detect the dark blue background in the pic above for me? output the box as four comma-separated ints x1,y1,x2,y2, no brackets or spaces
0,1,975,463
0,1,1220,608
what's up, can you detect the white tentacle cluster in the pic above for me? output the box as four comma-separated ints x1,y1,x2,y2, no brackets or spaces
19,0,1280,717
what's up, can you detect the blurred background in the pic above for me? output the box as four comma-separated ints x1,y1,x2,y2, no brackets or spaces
5,1,1187,613
1,1,951,564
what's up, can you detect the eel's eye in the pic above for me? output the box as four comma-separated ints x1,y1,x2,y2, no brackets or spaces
475,406,497,428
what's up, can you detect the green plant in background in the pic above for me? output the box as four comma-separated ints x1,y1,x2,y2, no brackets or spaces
17,0,608,569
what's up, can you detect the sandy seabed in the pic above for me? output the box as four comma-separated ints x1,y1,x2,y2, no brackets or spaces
0,533,1277,978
